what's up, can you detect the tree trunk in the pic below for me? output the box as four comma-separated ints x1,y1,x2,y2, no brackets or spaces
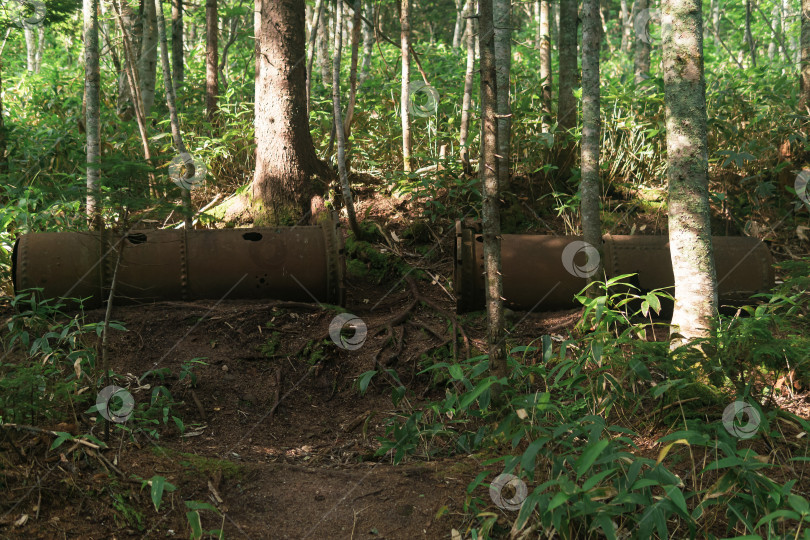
534,0,541,47
620,0,630,52
359,0,373,82
768,5,780,60
306,0,325,112
252,0,330,225
557,0,577,177
24,25,36,72
539,0,552,132
34,25,45,73
711,0,719,49
633,0,651,83
581,0,602,290
0,59,5,174
206,0,218,121
400,0,412,172
332,0,361,237
318,1,331,87
459,0,476,174
138,0,159,116
84,0,102,230
479,0,507,382
662,0,717,346
494,0,511,190
171,0,184,90
452,0,464,48
115,0,142,120
156,0,193,228
745,0,756,67
344,0,362,138
801,0,810,110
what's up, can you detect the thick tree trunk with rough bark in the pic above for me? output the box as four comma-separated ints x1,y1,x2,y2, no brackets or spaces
494,0,511,189
581,0,602,289
172,0,184,90
138,0,158,116
801,0,810,110
539,0,552,132
252,0,330,225
633,0,651,83
206,0,218,121
459,0,475,174
84,0,102,229
662,0,717,345
400,0,412,172
479,0,506,381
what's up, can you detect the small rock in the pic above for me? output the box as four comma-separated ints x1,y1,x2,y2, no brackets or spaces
221,365,229,372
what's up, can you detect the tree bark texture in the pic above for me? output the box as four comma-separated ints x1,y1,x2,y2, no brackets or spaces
633,0,651,83
206,0,219,120
84,0,102,229
252,0,329,225
557,0,578,178
479,0,507,381
581,0,603,288
400,0,412,172
539,0,552,132
459,0,476,174
662,0,718,344
138,0,158,116
494,0,511,189
172,0,184,90
344,0,362,138
801,0,810,110
359,0,374,82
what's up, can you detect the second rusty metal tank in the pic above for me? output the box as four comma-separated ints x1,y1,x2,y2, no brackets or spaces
454,221,773,313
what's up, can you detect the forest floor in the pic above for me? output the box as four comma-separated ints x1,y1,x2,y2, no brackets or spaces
2,186,810,539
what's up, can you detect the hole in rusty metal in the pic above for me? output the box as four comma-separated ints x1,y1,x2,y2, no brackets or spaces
127,233,148,245
243,232,263,241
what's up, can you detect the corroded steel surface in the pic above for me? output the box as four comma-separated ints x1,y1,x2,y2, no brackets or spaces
13,221,345,308
455,221,774,313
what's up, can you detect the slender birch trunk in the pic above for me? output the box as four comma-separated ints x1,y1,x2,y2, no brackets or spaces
452,0,465,48
34,25,44,73
459,0,475,174
332,0,360,237
662,0,717,345
24,26,36,72
359,0,374,82
581,0,602,290
306,0,325,112
494,0,511,189
155,0,193,228
318,1,331,87
84,0,102,229
745,0,756,67
479,0,506,382
801,0,810,110
711,0,719,49
633,0,651,83
621,0,631,52
401,0,412,172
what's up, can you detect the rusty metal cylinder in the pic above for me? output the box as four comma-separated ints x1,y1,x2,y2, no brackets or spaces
454,221,773,313
13,222,345,308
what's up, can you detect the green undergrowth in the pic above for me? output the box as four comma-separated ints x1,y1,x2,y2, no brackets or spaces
363,260,810,539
